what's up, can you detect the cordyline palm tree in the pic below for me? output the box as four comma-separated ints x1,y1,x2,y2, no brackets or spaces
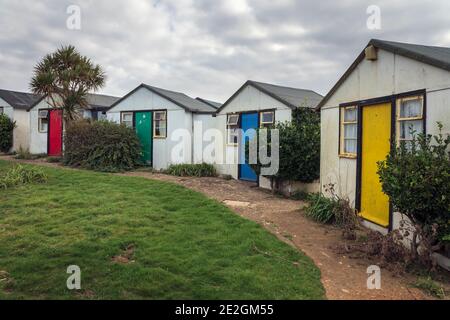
30,45,106,122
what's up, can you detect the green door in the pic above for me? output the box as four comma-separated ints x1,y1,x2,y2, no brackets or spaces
135,111,152,165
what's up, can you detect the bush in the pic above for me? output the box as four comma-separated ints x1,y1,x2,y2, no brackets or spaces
0,113,16,153
305,184,359,239
304,193,336,224
64,120,142,172
377,123,450,262
248,108,320,190
165,163,216,177
0,165,47,189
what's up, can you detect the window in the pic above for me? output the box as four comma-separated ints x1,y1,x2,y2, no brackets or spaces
260,111,275,127
227,114,240,145
227,114,239,126
121,112,133,128
0,107,4,115
38,109,49,133
153,110,167,138
396,96,424,146
340,106,358,157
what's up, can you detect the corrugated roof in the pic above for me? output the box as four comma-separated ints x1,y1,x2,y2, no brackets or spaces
250,81,323,109
108,84,217,113
29,92,119,111
0,89,41,110
195,97,222,109
85,93,120,110
317,39,450,109
216,80,323,113
371,39,450,71
142,84,217,113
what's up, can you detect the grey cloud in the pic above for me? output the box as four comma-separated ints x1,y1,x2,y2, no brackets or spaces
0,0,450,102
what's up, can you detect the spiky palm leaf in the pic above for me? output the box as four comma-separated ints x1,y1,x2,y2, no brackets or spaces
30,45,106,122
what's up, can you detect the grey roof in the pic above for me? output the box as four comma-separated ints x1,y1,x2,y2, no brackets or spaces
317,39,450,109
371,39,450,71
108,83,217,113
0,89,41,110
195,97,222,109
29,92,119,111
216,80,323,113
85,93,120,110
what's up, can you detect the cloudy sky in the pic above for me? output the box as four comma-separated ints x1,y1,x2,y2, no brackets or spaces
1,0,450,102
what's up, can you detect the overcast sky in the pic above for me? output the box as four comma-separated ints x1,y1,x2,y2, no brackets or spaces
1,0,450,102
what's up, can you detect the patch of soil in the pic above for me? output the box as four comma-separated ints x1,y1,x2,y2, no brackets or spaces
75,289,95,299
0,270,14,293
112,244,135,264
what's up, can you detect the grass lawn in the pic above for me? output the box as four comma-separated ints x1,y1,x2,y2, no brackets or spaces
0,160,324,299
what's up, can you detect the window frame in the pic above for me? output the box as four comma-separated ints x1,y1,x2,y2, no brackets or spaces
226,113,240,146
38,109,49,133
260,111,275,127
396,95,424,145
153,110,167,139
121,112,134,128
339,106,358,158
0,107,4,115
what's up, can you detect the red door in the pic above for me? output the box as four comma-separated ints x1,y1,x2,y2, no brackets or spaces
48,109,63,156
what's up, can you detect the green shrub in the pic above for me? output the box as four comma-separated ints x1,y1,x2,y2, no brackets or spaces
304,187,359,239
248,108,320,189
0,165,47,189
63,120,142,172
304,193,336,224
413,276,446,299
377,123,450,261
165,163,216,177
0,113,16,153
15,146,33,159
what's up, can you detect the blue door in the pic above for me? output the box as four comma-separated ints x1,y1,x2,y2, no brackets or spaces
239,113,258,182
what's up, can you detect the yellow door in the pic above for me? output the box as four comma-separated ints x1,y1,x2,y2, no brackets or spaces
360,102,391,227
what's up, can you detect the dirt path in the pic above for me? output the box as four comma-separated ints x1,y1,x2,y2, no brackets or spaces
0,156,432,299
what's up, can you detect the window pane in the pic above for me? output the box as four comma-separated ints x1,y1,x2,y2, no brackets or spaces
155,111,166,121
344,139,357,154
228,128,239,144
227,115,239,125
123,113,132,122
400,120,423,140
400,99,421,118
344,108,357,122
39,119,48,132
344,123,357,139
261,112,274,123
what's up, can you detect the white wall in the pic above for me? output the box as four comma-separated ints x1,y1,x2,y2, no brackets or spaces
0,97,31,152
29,99,50,154
320,48,450,230
107,86,204,170
216,84,293,180
13,109,30,151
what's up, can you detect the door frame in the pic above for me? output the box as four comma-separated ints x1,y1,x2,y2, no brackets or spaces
120,109,168,167
339,89,426,230
47,109,63,156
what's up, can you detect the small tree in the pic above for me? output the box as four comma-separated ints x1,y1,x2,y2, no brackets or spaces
377,123,450,261
30,45,106,123
248,108,320,190
0,114,16,153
